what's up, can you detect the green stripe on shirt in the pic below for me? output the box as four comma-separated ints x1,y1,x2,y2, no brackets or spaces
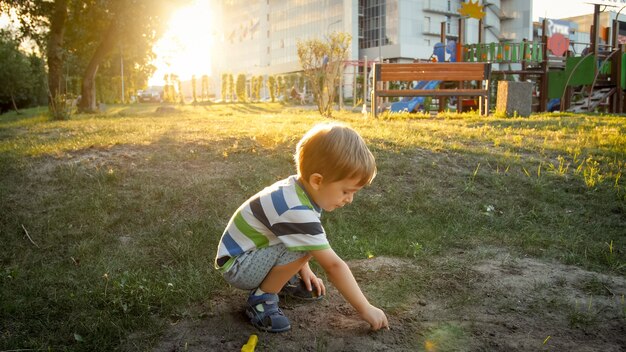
288,243,331,251
295,183,314,210
233,212,269,248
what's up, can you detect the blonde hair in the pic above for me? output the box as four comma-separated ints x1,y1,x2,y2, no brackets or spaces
295,123,376,186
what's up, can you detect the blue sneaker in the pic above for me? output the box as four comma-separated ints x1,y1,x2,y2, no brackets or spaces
245,292,291,333
279,275,324,301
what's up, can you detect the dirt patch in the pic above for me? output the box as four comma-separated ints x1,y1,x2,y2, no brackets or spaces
147,248,626,352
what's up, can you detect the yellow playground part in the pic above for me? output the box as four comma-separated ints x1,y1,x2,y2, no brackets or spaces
241,334,258,352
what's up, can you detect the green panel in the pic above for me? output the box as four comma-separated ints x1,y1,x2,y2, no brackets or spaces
511,43,519,62
522,42,531,61
535,43,543,62
476,45,484,62
467,45,475,62
548,70,568,99
565,56,595,86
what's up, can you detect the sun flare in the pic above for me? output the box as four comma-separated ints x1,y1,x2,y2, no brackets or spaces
148,1,214,86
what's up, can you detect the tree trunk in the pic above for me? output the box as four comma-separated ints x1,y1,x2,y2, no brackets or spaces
78,18,120,113
10,92,21,115
47,0,67,103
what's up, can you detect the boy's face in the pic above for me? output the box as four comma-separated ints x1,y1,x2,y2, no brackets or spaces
312,177,363,212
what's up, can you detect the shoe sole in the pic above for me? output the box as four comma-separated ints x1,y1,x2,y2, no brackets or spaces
245,307,291,333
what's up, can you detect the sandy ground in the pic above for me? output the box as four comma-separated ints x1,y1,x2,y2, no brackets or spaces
148,248,626,352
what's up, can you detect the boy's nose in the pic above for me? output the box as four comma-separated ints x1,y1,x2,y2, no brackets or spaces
345,194,354,204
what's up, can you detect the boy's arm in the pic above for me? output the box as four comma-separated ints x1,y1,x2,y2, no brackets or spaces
310,248,389,330
299,261,326,297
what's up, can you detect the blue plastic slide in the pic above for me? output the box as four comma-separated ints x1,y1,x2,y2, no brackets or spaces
389,80,441,113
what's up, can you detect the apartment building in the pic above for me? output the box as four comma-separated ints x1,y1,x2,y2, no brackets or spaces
211,0,532,97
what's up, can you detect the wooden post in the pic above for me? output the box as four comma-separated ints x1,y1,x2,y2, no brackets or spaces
611,19,622,113
364,55,368,113
439,21,447,113
457,17,465,112
440,21,446,45
540,18,548,112
591,4,600,61
371,63,379,118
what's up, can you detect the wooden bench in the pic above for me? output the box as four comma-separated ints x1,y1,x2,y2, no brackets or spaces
371,62,492,116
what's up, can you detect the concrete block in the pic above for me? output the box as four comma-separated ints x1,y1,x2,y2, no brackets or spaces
496,81,533,117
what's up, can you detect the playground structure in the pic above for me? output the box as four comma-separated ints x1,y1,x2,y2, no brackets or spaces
369,2,626,115
372,62,491,117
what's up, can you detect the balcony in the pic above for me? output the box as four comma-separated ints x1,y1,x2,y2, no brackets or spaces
422,23,460,38
499,9,515,20
423,2,460,16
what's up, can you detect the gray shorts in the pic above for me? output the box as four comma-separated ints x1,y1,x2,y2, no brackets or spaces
223,244,309,290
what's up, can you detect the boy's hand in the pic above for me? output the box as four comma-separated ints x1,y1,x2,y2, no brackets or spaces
360,305,389,331
299,265,326,297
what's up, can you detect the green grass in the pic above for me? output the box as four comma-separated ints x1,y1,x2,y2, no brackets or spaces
1,104,625,350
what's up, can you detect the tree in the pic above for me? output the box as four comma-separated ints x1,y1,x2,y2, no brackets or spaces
268,75,276,103
227,74,235,102
221,73,228,101
177,78,184,104
297,32,351,117
1,0,175,113
276,75,283,100
235,74,247,102
0,32,35,113
250,76,257,101
1,0,68,116
191,75,197,103
201,74,209,101
255,75,263,101
76,1,173,112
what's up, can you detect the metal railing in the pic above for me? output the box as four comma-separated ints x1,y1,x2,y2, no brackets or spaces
462,42,545,63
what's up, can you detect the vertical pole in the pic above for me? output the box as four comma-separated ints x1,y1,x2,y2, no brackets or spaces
339,64,344,110
440,21,446,45
591,4,600,60
458,18,464,62
372,63,377,118
457,17,464,112
612,19,622,113
120,46,125,104
378,11,383,62
353,63,357,107
540,18,548,112
364,56,368,109
439,21,447,112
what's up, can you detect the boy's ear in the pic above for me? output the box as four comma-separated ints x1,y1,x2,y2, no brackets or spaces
308,173,324,190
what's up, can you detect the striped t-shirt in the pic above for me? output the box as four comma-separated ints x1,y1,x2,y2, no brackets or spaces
215,175,330,270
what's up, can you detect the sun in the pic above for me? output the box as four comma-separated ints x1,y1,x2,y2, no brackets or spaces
148,1,214,86
458,0,486,20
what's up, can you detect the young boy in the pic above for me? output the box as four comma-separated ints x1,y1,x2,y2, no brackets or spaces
214,123,389,333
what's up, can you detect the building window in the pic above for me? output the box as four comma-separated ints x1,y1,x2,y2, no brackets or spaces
359,0,397,49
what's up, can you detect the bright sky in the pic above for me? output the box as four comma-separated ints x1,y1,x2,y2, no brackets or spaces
532,0,622,21
147,0,611,86
148,0,213,87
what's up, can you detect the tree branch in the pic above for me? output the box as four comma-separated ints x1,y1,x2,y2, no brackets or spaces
21,224,39,248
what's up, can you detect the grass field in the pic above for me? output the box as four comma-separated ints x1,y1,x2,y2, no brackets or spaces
1,103,624,351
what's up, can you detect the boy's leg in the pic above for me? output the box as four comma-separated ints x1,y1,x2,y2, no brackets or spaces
222,244,309,291
221,245,310,333
259,254,311,293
